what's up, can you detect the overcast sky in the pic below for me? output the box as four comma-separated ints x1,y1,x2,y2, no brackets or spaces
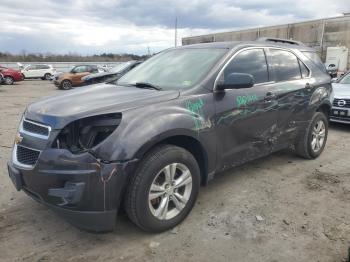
0,0,348,55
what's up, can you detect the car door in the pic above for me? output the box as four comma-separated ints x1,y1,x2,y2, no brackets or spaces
24,65,36,77
33,65,44,77
214,48,280,170
264,48,312,150
71,66,90,86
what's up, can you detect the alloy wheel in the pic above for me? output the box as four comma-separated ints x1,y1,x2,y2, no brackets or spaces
311,120,326,152
148,163,192,220
5,77,14,85
62,80,71,90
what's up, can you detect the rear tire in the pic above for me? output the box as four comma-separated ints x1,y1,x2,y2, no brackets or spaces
124,145,200,232
4,76,14,85
295,112,328,159
60,80,72,90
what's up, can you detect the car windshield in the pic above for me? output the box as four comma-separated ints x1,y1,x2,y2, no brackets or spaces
110,62,134,73
339,74,350,85
117,48,227,90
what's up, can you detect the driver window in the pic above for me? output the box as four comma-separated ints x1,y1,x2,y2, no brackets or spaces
224,49,269,84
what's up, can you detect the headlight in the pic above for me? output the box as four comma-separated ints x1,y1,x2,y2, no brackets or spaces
53,113,121,153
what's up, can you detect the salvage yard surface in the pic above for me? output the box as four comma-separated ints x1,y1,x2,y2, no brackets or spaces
0,81,350,262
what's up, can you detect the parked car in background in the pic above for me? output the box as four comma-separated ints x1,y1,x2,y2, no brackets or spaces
0,72,3,84
0,66,24,85
54,65,99,90
8,39,332,232
22,64,56,80
330,72,350,123
82,61,142,85
326,63,338,78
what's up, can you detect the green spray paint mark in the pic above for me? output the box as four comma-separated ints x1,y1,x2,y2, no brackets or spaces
236,94,258,107
186,98,205,130
217,94,259,125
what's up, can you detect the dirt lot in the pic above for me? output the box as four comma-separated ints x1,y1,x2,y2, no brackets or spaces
0,80,350,262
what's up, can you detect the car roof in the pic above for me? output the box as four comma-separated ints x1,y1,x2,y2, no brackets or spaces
178,40,315,52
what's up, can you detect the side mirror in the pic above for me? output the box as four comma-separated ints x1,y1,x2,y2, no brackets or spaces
217,73,255,91
331,78,338,83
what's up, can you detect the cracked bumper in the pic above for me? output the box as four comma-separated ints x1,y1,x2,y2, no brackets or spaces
8,148,138,232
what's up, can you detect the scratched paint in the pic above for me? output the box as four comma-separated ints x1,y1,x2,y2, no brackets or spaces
218,94,259,124
236,94,258,107
186,98,205,130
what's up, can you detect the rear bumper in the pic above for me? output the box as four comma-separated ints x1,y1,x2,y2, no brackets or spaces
7,149,138,232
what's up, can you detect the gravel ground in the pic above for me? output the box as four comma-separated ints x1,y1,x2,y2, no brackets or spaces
0,80,350,262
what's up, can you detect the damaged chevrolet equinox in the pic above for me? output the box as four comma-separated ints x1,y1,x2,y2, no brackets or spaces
8,38,332,232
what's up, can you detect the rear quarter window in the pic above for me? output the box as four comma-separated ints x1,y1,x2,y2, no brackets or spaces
302,51,327,73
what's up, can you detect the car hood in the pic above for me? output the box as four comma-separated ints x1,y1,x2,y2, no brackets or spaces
3,68,20,73
82,71,118,81
25,84,180,129
332,83,350,98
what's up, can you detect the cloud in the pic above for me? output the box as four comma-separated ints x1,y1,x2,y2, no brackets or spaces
0,0,348,54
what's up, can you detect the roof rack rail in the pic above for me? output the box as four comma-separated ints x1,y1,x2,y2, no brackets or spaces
257,37,305,46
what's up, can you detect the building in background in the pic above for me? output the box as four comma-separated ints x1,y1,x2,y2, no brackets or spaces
182,14,350,70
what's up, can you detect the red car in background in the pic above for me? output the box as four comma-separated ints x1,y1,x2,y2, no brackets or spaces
0,66,24,85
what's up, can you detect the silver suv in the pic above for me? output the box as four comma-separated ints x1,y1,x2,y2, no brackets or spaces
331,72,350,123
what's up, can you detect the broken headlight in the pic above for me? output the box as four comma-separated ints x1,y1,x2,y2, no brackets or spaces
52,113,121,154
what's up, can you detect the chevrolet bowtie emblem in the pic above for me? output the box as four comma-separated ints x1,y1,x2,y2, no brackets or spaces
14,133,23,145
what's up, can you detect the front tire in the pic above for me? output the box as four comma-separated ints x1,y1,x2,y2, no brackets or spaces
295,112,328,159
124,145,200,232
60,80,72,90
4,76,14,85
44,73,51,80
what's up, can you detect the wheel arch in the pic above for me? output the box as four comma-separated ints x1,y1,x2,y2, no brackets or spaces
316,102,331,120
134,133,209,186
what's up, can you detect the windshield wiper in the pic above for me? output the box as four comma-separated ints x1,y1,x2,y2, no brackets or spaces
133,82,162,90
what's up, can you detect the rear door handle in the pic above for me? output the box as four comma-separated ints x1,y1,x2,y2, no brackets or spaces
264,92,276,102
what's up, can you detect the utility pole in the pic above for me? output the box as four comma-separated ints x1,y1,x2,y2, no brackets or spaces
175,17,178,47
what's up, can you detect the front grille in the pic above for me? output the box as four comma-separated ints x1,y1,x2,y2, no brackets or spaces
333,98,350,108
16,145,40,166
22,120,50,137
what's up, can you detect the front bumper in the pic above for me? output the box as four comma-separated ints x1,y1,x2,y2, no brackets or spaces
330,106,350,124
53,80,61,87
8,148,138,232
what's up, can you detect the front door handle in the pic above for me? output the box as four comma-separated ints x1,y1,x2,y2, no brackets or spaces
264,92,276,102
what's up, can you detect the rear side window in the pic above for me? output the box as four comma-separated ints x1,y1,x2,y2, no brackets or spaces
37,65,49,69
267,49,301,82
302,51,326,73
224,49,268,84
